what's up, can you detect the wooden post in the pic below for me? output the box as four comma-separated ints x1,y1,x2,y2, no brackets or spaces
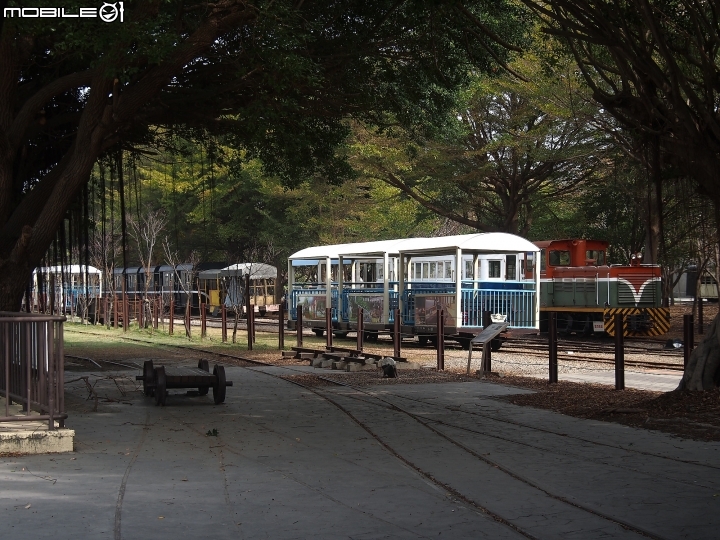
698,295,704,335
113,294,118,329
251,305,256,343
247,304,253,351
393,308,401,358
436,308,445,371
325,307,332,349
221,304,227,343
278,302,285,350
683,314,694,368
138,298,143,328
123,295,129,332
169,298,174,335
548,312,558,383
153,297,159,330
614,313,625,390
297,308,303,347
357,307,364,352
201,302,206,338
482,310,492,369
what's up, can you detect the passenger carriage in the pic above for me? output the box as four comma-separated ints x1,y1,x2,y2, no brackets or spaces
32,265,103,316
287,233,541,345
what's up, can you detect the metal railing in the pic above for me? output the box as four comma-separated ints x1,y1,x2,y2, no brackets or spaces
0,312,67,430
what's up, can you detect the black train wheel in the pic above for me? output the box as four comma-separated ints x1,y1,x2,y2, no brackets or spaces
154,366,167,406
213,365,227,404
197,359,210,395
143,360,154,396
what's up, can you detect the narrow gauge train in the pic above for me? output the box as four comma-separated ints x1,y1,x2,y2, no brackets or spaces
111,262,278,314
287,233,540,347
31,265,103,315
535,239,670,336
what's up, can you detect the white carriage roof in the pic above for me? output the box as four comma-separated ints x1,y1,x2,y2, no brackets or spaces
397,233,539,255
289,233,538,262
199,263,277,280
289,239,415,261
34,265,102,274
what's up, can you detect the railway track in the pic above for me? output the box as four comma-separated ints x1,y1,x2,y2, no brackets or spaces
65,327,710,540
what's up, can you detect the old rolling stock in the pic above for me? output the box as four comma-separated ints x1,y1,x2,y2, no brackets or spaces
536,239,669,337
287,233,541,346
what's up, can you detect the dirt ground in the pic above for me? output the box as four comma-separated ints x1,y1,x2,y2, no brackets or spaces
663,301,718,341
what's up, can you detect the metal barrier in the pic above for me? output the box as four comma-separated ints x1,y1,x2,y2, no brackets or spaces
0,312,67,430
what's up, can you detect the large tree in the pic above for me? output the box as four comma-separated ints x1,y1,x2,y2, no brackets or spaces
522,0,720,389
353,51,607,235
0,0,529,310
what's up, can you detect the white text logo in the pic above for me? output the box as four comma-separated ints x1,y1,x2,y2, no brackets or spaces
3,3,124,23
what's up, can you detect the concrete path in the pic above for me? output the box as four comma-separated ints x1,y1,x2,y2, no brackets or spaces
1,364,718,539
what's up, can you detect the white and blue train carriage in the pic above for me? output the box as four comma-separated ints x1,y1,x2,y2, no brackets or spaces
287,238,407,338
287,233,540,344
396,233,540,345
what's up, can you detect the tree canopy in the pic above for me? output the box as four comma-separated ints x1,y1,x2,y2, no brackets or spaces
0,0,530,309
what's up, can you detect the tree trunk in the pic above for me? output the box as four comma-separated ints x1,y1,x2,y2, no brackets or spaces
678,313,720,390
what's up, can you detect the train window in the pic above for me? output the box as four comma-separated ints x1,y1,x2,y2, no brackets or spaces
549,250,570,266
414,263,421,280
465,260,473,279
489,260,501,278
506,255,516,280
446,261,453,280
429,262,437,279
585,250,605,265
540,249,546,272
422,263,429,279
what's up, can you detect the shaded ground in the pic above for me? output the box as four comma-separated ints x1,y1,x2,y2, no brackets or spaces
63,325,720,442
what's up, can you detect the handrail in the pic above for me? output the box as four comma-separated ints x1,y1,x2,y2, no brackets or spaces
1,313,67,430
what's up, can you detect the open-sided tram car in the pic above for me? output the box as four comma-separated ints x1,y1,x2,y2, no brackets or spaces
287,233,541,347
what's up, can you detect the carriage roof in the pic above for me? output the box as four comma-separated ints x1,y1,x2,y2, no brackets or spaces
289,233,538,262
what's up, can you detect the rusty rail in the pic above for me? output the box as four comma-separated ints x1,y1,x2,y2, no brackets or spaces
0,312,67,430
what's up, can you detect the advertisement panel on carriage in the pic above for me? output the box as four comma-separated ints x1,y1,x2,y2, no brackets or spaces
347,294,385,323
414,294,457,326
295,293,328,321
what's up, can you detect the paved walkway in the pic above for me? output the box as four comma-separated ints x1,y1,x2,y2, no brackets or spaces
1,364,717,539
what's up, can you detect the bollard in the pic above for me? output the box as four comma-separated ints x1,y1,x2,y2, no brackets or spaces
482,310,492,368
169,299,174,335
297,308,303,347
252,306,256,343
436,308,445,371
549,312,558,383
393,308,401,358
201,302,206,338
247,306,253,351
278,302,285,350
683,314,694,368
221,304,227,343
357,307,364,352
614,313,625,390
698,297,704,335
326,307,333,348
